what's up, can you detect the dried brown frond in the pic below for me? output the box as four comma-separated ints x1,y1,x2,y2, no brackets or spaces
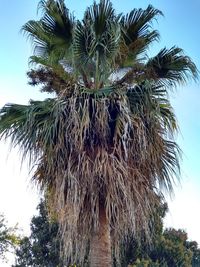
32,90,179,264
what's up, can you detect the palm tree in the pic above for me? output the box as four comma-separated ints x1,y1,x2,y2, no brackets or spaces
0,1,198,266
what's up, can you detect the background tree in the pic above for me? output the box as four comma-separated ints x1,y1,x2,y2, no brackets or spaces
12,200,64,267
0,214,19,262
120,202,199,267
186,240,200,267
118,201,168,266
149,228,192,267
0,0,198,266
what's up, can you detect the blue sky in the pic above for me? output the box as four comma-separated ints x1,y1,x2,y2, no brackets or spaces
0,0,200,265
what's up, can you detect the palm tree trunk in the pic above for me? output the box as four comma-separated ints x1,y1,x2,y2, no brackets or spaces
90,205,112,267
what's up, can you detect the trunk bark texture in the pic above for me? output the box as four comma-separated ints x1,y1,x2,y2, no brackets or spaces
90,206,112,267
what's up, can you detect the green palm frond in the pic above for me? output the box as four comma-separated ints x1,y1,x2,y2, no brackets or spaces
156,139,181,193
39,0,74,45
127,82,180,195
146,46,198,87
119,5,162,65
0,99,55,158
29,55,51,66
115,46,198,87
73,0,121,87
73,21,95,71
22,0,74,63
127,82,178,134
121,5,162,45
22,20,50,58
84,0,117,36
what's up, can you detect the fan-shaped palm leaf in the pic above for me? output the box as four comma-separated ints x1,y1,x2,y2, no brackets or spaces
119,5,162,66
73,1,121,87
116,47,198,87
145,46,198,87
22,0,74,63
0,99,55,157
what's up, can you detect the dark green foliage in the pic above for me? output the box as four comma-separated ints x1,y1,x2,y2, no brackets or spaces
12,200,63,267
118,203,200,267
150,228,192,267
186,240,200,266
146,47,198,87
0,214,19,261
116,201,167,266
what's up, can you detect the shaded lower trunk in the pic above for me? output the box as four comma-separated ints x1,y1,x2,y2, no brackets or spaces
90,206,112,267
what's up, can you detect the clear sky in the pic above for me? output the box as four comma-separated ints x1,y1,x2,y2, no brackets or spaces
0,0,200,265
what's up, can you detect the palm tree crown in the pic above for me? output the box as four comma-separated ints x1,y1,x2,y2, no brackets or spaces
0,0,198,265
